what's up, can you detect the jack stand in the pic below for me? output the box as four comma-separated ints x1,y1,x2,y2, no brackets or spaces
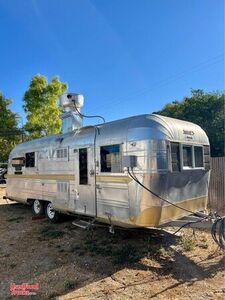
109,225,115,234
106,212,115,234
87,218,96,230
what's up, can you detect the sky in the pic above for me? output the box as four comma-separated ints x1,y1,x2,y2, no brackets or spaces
0,0,224,126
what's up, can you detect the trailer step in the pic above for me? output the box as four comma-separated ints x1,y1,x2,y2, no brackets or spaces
72,220,94,229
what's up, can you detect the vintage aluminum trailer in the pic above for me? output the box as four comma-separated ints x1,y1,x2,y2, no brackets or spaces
5,94,211,228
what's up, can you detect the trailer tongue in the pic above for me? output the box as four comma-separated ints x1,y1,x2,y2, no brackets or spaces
160,212,225,250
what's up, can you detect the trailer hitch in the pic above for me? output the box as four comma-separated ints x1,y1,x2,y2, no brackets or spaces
161,212,225,251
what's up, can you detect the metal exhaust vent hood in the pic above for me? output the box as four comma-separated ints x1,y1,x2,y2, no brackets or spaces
59,93,84,133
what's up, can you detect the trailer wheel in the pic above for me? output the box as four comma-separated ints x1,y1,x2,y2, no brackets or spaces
45,202,60,223
32,199,44,216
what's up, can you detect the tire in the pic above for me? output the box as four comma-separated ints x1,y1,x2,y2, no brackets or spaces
45,202,60,223
32,199,44,216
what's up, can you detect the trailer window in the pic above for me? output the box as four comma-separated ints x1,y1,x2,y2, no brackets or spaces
100,144,122,173
182,145,193,168
12,157,25,167
194,146,203,167
171,142,180,171
56,148,68,159
204,145,210,170
25,152,35,168
79,148,88,185
57,182,68,193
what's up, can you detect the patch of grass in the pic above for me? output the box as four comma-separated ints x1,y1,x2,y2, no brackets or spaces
82,237,141,263
143,236,153,244
83,240,113,257
7,216,24,222
64,280,76,291
40,226,65,239
181,235,196,252
143,236,157,254
113,244,140,264
157,245,173,259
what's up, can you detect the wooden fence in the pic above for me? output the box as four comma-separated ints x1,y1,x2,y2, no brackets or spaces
208,157,225,214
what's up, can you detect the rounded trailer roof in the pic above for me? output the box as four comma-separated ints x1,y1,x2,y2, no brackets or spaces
97,114,209,145
151,114,209,144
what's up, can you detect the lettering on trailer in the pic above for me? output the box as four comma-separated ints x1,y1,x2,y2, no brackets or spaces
183,130,194,135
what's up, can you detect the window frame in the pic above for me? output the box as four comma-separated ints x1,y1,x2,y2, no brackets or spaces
181,143,205,171
25,152,36,168
11,157,25,167
194,145,204,168
79,148,88,185
170,142,181,172
181,144,194,170
203,145,210,170
55,147,69,161
100,144,122,174
170,142,206,171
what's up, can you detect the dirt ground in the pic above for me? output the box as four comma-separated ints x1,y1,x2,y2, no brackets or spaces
0,186,224,300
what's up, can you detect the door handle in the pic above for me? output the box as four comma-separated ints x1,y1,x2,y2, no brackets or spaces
89,169,95,176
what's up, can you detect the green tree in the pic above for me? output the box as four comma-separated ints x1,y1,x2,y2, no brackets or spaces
23,74,68,138
155,89,225,157
0,93,20,163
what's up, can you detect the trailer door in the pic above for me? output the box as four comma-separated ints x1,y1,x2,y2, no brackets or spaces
75,146,96,216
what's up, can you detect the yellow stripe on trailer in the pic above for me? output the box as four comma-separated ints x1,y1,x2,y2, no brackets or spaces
6,174,74,180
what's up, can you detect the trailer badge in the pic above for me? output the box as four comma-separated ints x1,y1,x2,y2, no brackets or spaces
183,130,194,135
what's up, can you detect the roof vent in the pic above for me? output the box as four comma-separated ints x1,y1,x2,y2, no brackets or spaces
59,93,84,133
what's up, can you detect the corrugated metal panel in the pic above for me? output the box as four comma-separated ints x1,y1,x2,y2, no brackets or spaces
208,157,225,214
